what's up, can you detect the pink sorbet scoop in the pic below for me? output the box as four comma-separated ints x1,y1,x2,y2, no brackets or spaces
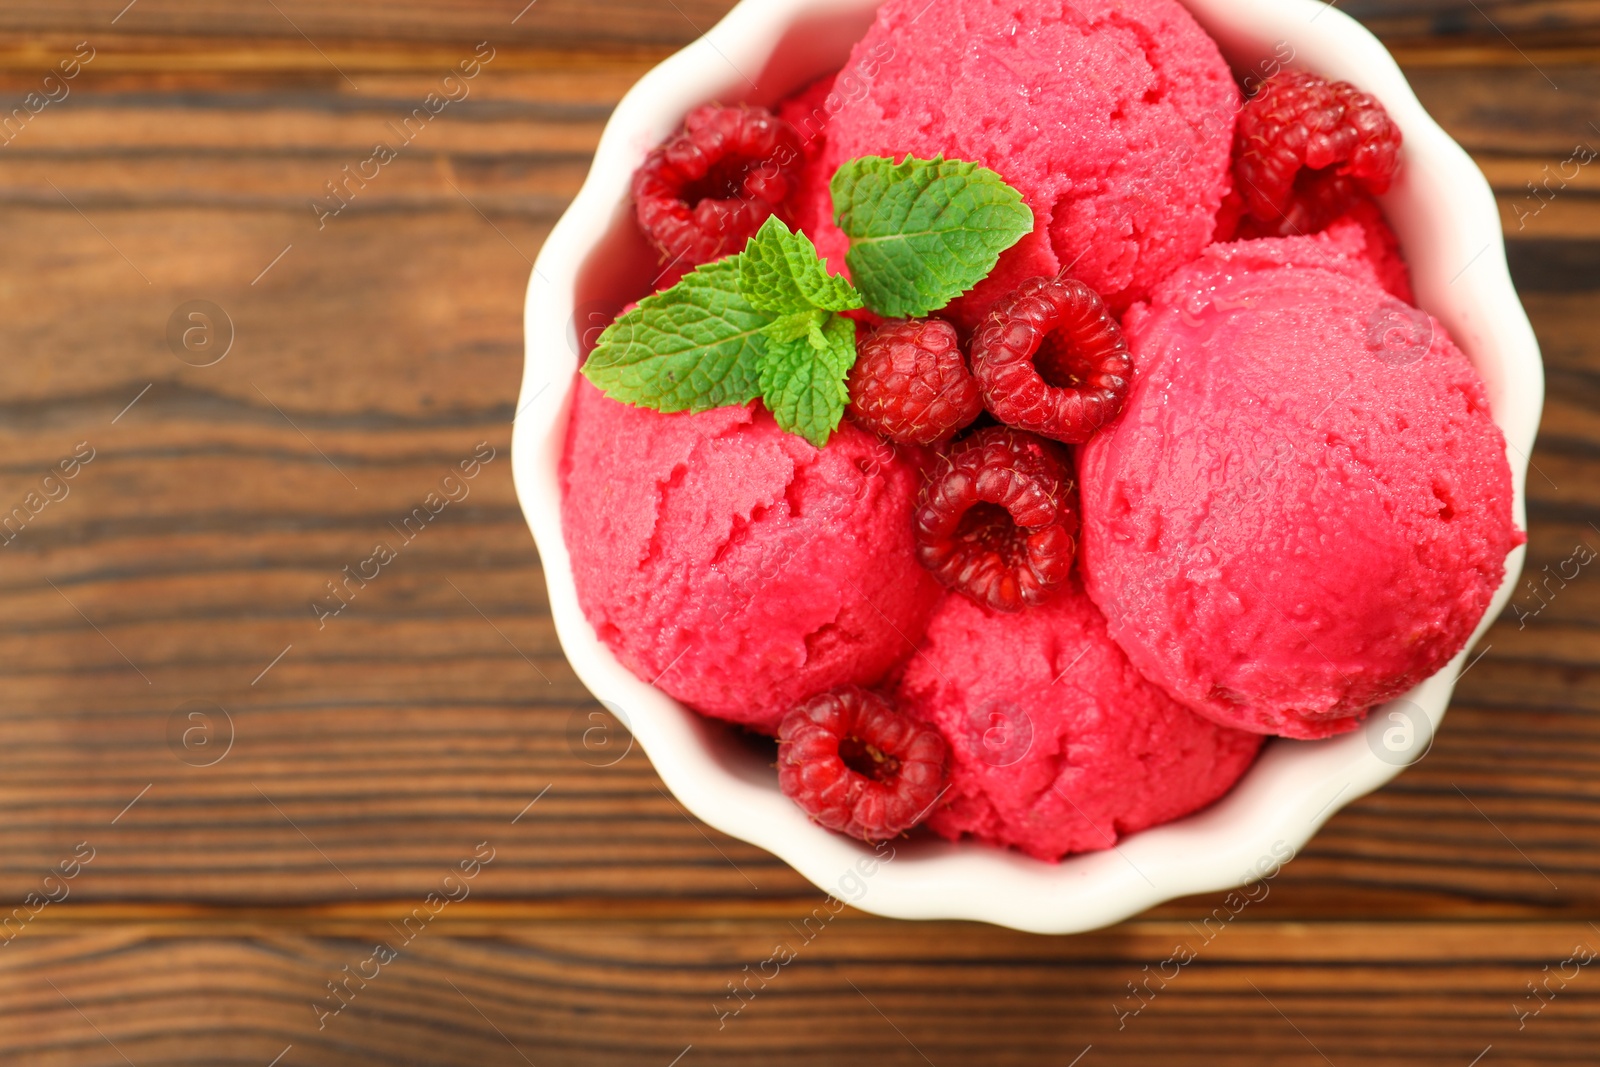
561,378,941,733
894,586,1262,861
1077,229,1522,739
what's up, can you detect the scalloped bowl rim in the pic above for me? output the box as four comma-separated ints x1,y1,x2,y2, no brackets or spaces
511,0,1543,934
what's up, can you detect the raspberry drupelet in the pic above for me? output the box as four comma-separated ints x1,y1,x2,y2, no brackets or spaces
777,687,949,842
847,319,983,445
914,426,1079,613
631,104,803,269
1234,70,1402,237
968,276,1132,445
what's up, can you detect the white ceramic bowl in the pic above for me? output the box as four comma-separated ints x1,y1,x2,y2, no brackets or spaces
512,0,1543,934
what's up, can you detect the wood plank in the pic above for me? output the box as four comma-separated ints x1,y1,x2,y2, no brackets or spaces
1407,66,1600,156
2,920,1600,1065
0,40,670,79
0,1,743,48
1346,0,1600,49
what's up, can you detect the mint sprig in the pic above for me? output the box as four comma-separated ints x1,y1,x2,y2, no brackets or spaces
583,218,862,446
832,155,1034,318
585,156,1032,445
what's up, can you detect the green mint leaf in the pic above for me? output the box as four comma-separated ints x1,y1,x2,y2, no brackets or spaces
832,155,1035,318
582,256,769,413
762,308,830,346
806,316,829,351
739,216,864,315
758,313,857,447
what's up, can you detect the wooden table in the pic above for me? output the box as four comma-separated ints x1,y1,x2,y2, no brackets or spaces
0,1,1593,1063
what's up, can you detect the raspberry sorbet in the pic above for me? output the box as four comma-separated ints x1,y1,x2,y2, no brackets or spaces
790,0,1240,324
894,588,1262,861
556,0,1516,859
560,380,940,734
1077,229,1521,739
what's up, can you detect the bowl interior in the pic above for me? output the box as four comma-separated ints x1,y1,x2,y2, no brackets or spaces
514,0,1542,934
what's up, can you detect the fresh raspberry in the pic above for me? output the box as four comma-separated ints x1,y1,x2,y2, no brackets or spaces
847,319,983,445
1234,70,1402,236
914,426,1078,612
1235,175,1375,241
968,276,1131,444
632,104,802,269
777,687,948,843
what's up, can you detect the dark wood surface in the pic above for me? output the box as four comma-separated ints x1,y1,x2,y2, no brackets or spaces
0,1,1595,1063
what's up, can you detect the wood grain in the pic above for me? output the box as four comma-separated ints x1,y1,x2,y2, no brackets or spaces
0,1,1594,1063
1346,0,1600,49
0,1,744,48
2,919,1599,1066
